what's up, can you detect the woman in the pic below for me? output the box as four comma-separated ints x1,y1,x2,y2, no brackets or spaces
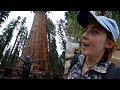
67,11,120,79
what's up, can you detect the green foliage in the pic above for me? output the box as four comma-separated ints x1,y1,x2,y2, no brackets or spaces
66,11,84,45
7,17,28,68
57,19,66,50
1,48,11,68
0,11,10,27
117,37,120,47
0,16,21,59
46,18,56,36
46,17,64,77
18,17,28,50
57,19,66,59
1,47,19,68
46,17,56,53
0,16,28,68
49,38,59,75
59,51,65,75
7,47,19,68
55,19,67,77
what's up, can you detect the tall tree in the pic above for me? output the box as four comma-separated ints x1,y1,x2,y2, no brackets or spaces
1,48,11,68
49,38,60,77
7,46,19,68
46,17,56,49
17,17,28,51
46,16,65,78
7,17,28,68
0,11,10,27
16,11,53,75
0,16,21,61
57,19,66,51
56,19,67,78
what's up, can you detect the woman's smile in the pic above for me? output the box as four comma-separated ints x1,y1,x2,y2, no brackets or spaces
82,41,90,48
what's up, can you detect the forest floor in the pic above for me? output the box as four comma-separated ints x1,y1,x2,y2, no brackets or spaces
111,51,120,67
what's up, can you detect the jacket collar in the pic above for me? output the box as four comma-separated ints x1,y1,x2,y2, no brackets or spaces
89,60,111,73
79,55,111,73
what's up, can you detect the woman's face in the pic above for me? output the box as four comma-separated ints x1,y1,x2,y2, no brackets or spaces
81,20,109,57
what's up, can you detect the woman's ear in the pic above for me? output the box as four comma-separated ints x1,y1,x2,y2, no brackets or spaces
105,40,115,49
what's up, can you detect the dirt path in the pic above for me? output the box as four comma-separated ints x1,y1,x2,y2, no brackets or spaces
111,51,120,67
113,51,120,58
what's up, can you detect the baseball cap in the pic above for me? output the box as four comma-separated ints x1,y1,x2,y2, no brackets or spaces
77,11,119,42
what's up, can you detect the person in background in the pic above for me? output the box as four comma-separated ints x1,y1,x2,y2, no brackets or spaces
68,11,120,79
17,55,32,79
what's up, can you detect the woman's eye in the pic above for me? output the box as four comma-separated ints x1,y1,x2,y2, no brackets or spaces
91,30,97,34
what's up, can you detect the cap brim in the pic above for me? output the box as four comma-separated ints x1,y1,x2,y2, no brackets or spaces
77,11,97,28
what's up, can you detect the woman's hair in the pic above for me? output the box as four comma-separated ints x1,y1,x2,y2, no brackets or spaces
102,30,116,61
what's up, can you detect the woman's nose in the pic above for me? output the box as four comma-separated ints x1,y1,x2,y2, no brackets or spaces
82,31,88,39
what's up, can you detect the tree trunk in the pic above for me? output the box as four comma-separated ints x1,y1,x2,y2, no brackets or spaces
16,11,53,76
